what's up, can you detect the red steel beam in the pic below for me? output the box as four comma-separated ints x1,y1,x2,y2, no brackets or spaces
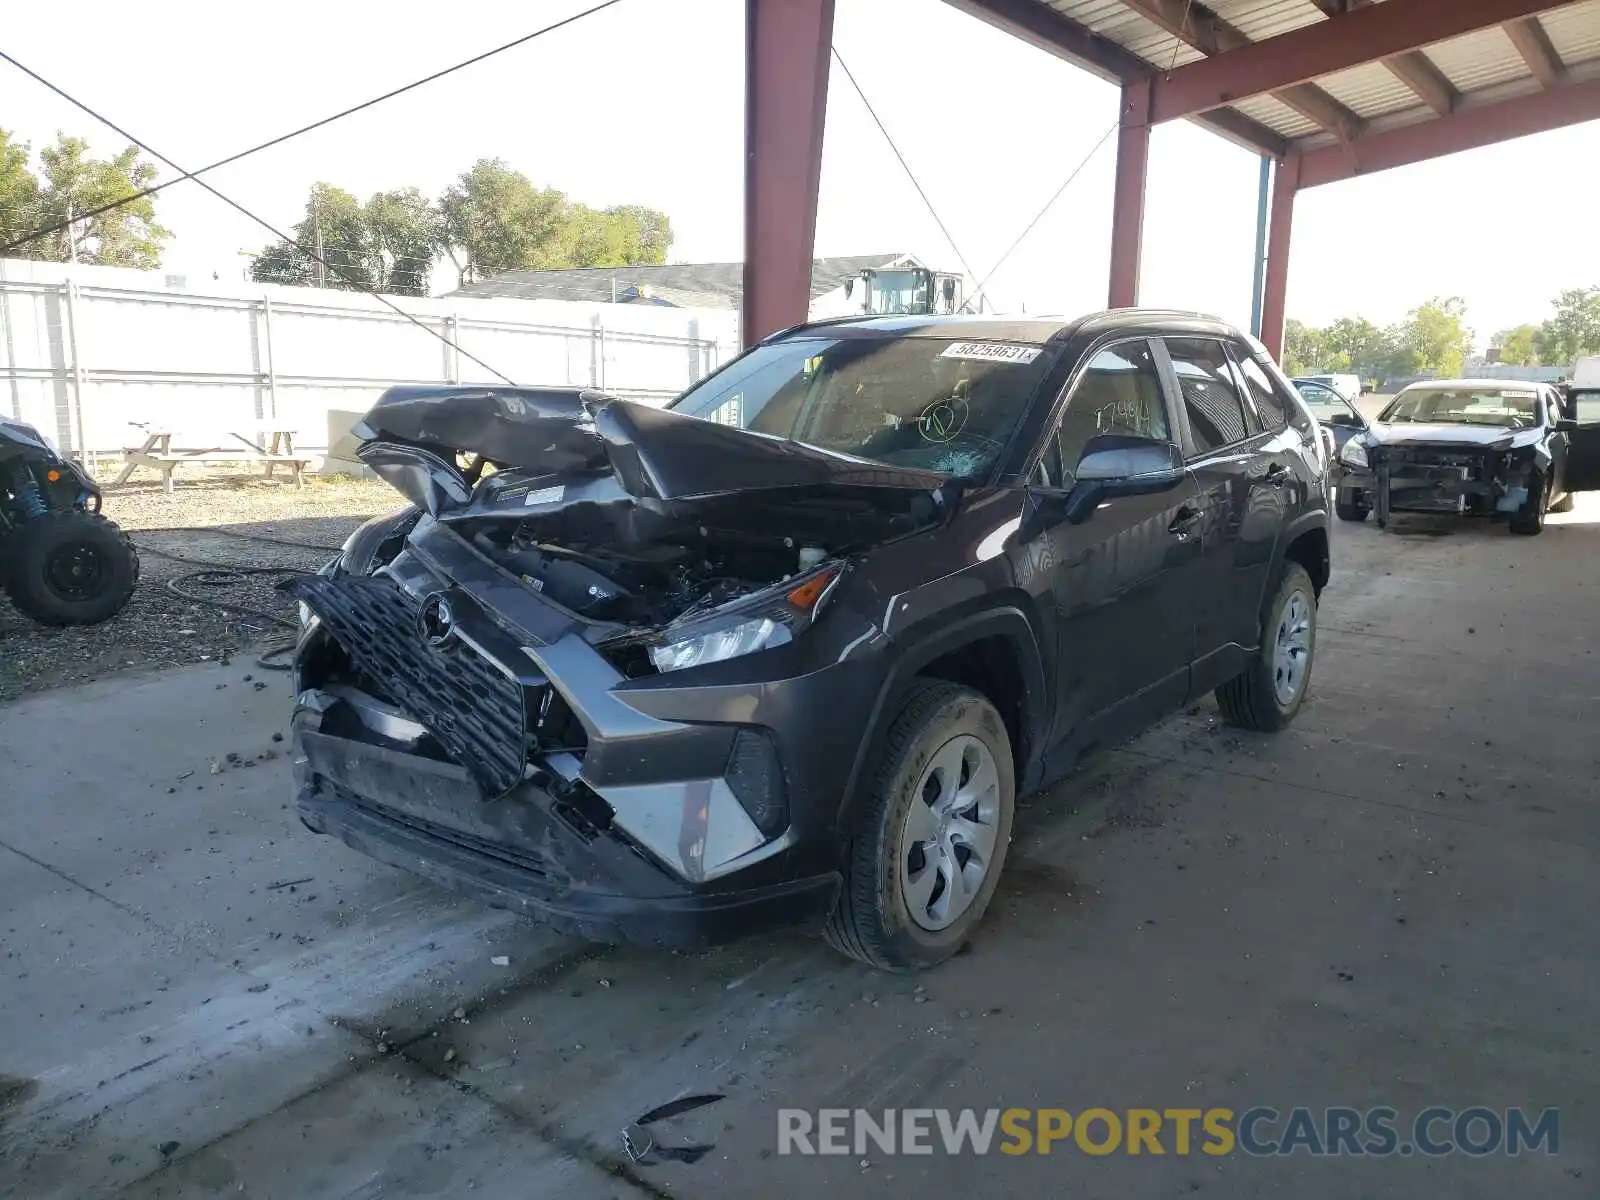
1108,80,1151,308
1148,0,1565,124
741,0,835,348
1298,74,1600,188
943,0,1287,157
1259,155,1299,362
1121,0,1365,140
1309,0,1459,116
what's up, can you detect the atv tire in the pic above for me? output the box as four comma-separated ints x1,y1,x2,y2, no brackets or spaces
5,510,139,625
824,680,1015,972
1215,562,1317,733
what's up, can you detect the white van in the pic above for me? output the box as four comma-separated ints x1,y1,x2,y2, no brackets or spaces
1300,373,1362,401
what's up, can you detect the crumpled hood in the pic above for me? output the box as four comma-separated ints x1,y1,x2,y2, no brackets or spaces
354,384,950,503
1364,422,1539,451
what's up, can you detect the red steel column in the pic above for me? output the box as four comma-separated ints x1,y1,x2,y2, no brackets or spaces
742,0,836,348
1108,79,1151,309
1259,153,1300,360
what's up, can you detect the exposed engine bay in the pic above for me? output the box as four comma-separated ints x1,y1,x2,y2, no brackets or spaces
466,518,827,627
323,384,956,658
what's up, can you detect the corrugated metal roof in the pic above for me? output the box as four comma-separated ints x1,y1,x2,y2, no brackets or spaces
973,0,1594,153
1209,0,1325,44
1316,61,1428,121
1228,93,1322,139
1540,0,1600,66
1423,26,1535,94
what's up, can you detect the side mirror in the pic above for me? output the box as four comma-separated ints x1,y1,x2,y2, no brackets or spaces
1063,434,1184,524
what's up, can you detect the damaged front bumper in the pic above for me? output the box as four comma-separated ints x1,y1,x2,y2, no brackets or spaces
288,518,879,947
1340,445,1538,521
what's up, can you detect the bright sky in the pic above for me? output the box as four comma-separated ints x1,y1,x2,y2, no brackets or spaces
2,0,1597,347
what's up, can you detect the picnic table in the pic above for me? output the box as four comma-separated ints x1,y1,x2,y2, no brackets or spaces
113,423,311,493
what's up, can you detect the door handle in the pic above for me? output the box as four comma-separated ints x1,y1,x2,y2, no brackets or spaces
1264,463,1290,487
1168,504,1202,536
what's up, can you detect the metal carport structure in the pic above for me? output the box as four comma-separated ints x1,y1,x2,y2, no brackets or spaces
741,0,1600,355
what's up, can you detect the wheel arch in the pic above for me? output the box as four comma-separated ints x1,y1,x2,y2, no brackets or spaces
1278,512,1330,597
835,603,1048,831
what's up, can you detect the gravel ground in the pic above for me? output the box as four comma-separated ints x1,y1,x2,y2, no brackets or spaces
0,472,397,704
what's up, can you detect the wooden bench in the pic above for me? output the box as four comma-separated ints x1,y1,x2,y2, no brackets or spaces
113,425,311,493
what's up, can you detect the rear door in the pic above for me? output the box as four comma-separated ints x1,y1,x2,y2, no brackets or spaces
1158,336,1282,694
1563,389,1600,492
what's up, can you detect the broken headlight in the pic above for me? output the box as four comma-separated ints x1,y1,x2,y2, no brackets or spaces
648,565,841,674
1339,437,1369,470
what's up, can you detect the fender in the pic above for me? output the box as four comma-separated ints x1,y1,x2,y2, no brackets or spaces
1265,508,1331,610
834,601,1050,829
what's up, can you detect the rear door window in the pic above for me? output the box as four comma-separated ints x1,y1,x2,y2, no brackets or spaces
1165,337,1252,455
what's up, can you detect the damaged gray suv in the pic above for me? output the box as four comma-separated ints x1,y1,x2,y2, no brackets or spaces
289,312,1331,970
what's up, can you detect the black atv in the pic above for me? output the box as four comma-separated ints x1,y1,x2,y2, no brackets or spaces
1,417,139,626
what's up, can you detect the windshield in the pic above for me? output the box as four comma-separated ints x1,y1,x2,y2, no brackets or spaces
1294,381,1360,424
866,269,932,315
669,335,1054,478
1381,387,1543,429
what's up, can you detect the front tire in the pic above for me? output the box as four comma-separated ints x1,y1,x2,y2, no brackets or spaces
4,510,139,625
825,680,1015,971
1215,562,1317,732
1509,474,1547,535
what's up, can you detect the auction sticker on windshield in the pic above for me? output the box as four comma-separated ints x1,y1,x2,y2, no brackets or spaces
939,342,1042,365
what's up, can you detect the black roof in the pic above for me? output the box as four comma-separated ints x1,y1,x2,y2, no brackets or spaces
767,309,1242,346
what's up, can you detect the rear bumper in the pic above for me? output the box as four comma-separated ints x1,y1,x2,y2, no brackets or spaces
293,711,841,948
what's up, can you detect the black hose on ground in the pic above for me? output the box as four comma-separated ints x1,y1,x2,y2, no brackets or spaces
128,522,350,669
134,542,307,670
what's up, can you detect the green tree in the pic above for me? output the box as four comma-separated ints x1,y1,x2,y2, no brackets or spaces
251,183,377,291
1494,324,1540,366
1281,318,1324,377
438,159,574,286
1533,287,1600,367
1322,316,1392,381
363,187,438,296
0,132,169,267
437,159,673,287
0,129,42,253
1394,296,1472,379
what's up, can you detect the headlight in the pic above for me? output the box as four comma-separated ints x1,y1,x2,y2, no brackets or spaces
1338,438,1368,469
648,565,840,674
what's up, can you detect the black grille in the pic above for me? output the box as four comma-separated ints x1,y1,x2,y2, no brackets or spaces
293,575,528,796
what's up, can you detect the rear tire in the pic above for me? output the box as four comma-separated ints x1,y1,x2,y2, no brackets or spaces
824,680,1015,972
1215,562,1317,733
1335,498,1369,522
4,510,139,625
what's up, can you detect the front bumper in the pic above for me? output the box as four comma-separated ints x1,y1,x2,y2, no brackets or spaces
1340,450,1532,520
293,712,839,946
289,516,878,945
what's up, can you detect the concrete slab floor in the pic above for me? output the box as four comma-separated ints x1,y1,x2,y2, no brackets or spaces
2,500,1597,1198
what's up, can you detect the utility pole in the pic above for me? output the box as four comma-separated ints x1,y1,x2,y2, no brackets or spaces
313,192,327,288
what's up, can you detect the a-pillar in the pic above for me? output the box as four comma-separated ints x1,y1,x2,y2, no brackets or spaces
1107,79,1152,309
1259,153,1301,361
741,0,835,349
